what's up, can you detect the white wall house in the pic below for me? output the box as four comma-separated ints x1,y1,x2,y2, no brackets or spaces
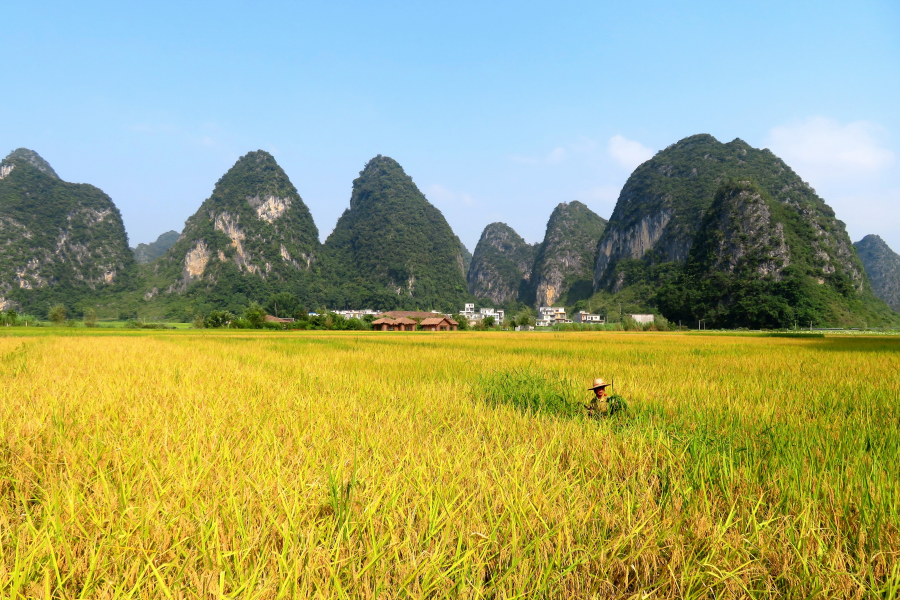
460,304,505,326
335,309,379,320
630,314,655,324
574,311,604,323
536,306,567,327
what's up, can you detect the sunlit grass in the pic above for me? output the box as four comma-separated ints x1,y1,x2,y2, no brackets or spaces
0,330,898,598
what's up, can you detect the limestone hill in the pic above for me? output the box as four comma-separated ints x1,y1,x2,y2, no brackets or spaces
854,235,900,312
145,151,323,315
0,149,135,314
323,156,469,312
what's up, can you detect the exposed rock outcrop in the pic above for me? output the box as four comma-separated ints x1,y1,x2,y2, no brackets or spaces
467,223,537,304
855,235,900,311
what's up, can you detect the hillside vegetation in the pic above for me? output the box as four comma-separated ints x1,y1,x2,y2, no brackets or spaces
143,150,324,319
0,149,136,315
657,180,895,327
589,134,895,327
132,230,180,264
324,155,469,312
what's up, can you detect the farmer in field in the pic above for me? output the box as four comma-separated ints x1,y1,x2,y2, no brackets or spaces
586,378,610,417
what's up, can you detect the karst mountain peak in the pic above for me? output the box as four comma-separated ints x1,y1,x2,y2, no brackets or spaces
1,138,897,328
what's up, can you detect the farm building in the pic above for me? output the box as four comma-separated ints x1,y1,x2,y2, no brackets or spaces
265,315,295,323
419,317,459,331
371,317,417,331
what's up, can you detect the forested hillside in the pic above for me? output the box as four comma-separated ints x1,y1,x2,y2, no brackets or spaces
323,156,469,312
0,149,136,314
142,150,324,318
468,223,537,305
855,235,900,312
531,201,606,306
132,230,180,263
587,134,894,327
657,180,895,327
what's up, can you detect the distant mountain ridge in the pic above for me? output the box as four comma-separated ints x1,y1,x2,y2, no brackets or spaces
468,201,606,307
1,141,896,327
0,149,135,313
855,235,900,312
132,230,180,264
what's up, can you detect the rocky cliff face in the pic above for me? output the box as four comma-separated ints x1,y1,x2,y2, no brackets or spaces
323,155,469,312
657,180,896,328
132,230,180,264
532,201,606,306
467,223,537,304
690,183,790,279
150,151,321,304
854,235,900,311
594,134,865,295
0,149,135,313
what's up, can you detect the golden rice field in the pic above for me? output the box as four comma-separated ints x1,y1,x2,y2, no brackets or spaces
1,329,898,599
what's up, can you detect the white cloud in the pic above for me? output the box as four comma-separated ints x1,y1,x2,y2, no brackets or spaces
546,147,566,164
607,135,654,170
426,184,475,207
766,117,894,182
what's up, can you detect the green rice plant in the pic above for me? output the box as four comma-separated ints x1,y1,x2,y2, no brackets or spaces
476,369,583,418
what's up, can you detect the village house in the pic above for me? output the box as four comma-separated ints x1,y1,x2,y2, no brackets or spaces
418,316,459,331
536,306,567,327
459,303,505,326
574,311,604,324
371,316,416,331
630,314,655,324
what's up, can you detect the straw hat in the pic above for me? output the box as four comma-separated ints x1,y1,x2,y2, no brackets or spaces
588,378,610,390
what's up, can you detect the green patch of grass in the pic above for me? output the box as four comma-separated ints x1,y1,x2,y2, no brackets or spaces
476,369,584,418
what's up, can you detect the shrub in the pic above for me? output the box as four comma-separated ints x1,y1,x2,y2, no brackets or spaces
48,304,67,326
83,308,98,328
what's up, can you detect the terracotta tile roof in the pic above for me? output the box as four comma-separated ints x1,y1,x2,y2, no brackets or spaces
372,317,417,325
265,315,295,323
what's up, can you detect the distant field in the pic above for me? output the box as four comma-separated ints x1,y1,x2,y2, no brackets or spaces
1,330,897,598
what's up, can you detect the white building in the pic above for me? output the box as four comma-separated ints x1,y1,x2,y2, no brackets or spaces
574,311,604,324
630,314,655,324
335,309,379,320
460,304,504,326
536,306,566,327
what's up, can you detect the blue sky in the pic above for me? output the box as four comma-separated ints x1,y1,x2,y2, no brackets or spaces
3,0,898,252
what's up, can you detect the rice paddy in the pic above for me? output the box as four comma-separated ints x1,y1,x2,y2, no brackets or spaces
1,329,898,598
